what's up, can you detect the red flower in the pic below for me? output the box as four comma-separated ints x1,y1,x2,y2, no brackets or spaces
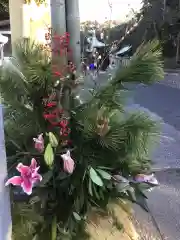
60,127,70,137
62,140,72,146
59,119,68,128
43,113,56,120
54,71,62,77
46,102,57,108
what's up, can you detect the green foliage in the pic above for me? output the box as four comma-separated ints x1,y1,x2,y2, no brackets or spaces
1,39,52,152
12,201,43,240
0,39,164,239
0,0,9,13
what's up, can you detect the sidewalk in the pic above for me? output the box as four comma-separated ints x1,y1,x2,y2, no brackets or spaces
157,71,180,90
165,68,180,73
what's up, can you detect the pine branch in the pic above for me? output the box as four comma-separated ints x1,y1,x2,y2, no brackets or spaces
0,39,52,151
95,40,164,108
113,40,164,85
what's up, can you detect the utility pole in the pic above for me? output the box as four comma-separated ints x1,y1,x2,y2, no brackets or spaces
50,0,66,36
50,0,67,65
65,0,81,70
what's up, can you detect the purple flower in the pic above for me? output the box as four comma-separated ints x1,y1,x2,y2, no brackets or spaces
61,150,75,174
33,133,44,152
134,173,159,186
5,158,42,195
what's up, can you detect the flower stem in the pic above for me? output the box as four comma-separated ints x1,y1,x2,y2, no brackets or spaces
51,216,57,240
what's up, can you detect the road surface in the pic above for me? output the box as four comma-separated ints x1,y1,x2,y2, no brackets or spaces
83,71,180,239
80,71,180,239
131,73,180,240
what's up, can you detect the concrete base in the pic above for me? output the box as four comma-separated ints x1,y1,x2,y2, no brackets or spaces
0,105,12,239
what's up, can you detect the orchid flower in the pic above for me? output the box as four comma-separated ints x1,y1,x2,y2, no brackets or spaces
5,158,42,195
61,150,75,174
33,133,44,152
134,173,159,186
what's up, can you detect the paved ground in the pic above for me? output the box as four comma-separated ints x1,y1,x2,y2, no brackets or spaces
83,71,180,239
80,71,180,239
130,73,180,240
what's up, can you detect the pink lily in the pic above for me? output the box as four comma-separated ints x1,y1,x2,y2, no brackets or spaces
61,150,75,174
134,173,159,186
5,158,42,195
33,133,44,152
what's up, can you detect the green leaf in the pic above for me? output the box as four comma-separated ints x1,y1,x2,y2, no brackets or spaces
38,171,53,187
127,187,136,202
44,143,54,167
93,183,100,200
48,132,58,147
88,178,93,196
32,235,38,240
73,212,81,221
57,172,69,180
137,182,155,191
133,187,149,211
89,167,104,187
29,196,40,205
135,191,149,212
98,166,113,170
96,169,111,180
99,189,104,200
116,182,130,192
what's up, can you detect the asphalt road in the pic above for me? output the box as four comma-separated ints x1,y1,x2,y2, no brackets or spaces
131,73,180,240
75,70,180,239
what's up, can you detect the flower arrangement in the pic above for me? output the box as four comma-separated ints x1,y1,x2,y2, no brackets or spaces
1,30,163,239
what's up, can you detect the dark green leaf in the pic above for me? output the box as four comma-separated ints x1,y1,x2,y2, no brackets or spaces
89,167,103,187
98,166,113,170
29,196,40,205
96,169,111,180
136,182,154,191
127,187,136,202
57,172,69,180
93,183,100,200
113,175,129,183
38,171,53,187
99,189,104,200
116,182,130,192
88,177,93,196
32,235,38,240
44,143,54,167
135,191,149,212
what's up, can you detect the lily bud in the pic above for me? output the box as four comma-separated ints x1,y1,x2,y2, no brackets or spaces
33,133,44,153
48,132,58,147
61,150,75,174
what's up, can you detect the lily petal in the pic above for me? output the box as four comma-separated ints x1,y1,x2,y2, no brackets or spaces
33,166,40,174
21,178,33,195
32,172,42,183
5,176,23,186
30,158,37,170
67,150,71,157
16,163,30,175
38,133,43,140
